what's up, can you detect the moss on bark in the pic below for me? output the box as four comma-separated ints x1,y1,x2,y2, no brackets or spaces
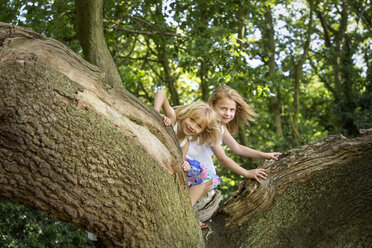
0,59,204,247
206,134,372,248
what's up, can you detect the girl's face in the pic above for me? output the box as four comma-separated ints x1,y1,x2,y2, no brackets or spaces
180,116,205,137
213,97,236,124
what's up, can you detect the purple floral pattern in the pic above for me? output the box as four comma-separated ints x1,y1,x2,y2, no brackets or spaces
186,158,221,189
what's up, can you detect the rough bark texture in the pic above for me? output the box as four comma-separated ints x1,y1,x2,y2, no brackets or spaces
205,133,372,247
0,23,204,247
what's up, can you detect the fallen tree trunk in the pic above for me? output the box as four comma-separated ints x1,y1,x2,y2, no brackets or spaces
206,132,372,247
0,23,204,247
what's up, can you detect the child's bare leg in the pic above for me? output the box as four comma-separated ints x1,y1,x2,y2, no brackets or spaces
189,180,213,206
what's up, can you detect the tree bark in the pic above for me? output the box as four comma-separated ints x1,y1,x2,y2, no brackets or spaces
205,132,372,247
75,0,122,88
0,23,204,247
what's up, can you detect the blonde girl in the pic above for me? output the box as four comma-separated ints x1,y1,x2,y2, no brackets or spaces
154,89,221,183
187,85,281,207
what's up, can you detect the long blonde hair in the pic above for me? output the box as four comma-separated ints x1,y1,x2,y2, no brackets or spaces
175,101,221,146
208,85,257,135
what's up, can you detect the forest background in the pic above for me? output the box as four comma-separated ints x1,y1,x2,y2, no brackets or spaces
0,0,371,247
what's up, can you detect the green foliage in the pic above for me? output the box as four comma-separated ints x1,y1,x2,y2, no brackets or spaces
0,198,92,248
0,0,23,23
1,0,80,53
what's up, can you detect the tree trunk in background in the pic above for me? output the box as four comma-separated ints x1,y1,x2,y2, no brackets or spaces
290,0,313,145
316,2,358,136
206,132,372,247
198,6,210,102
157,42,179,105
75,0,122,88
153,4,180,106
156,40,180,105
200,61,209,102
0,23,204,248
292,64,301,125
292,0,313,125
263,6,283,137
235,7,249,147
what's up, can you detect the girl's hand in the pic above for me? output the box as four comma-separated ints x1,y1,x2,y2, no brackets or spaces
160,114,172,126
246,168,268,183
182,161,191,172
263,152,282,160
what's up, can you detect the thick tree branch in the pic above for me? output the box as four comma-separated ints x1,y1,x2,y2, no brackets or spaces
0,22,204,247
206,132,372,247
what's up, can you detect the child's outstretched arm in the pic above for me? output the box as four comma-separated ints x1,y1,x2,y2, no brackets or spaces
222,128,281,160
211,143,268,183
154,90,190,170
154,90,176,126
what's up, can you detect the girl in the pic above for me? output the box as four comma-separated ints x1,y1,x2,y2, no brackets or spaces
187,86,281,203
154,90,221,174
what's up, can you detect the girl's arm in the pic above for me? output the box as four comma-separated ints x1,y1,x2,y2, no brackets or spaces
222,128,281,160
211,143,268,183
181,139,190,161
181,140,191,171
155,90,190,172
154,90,176,126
